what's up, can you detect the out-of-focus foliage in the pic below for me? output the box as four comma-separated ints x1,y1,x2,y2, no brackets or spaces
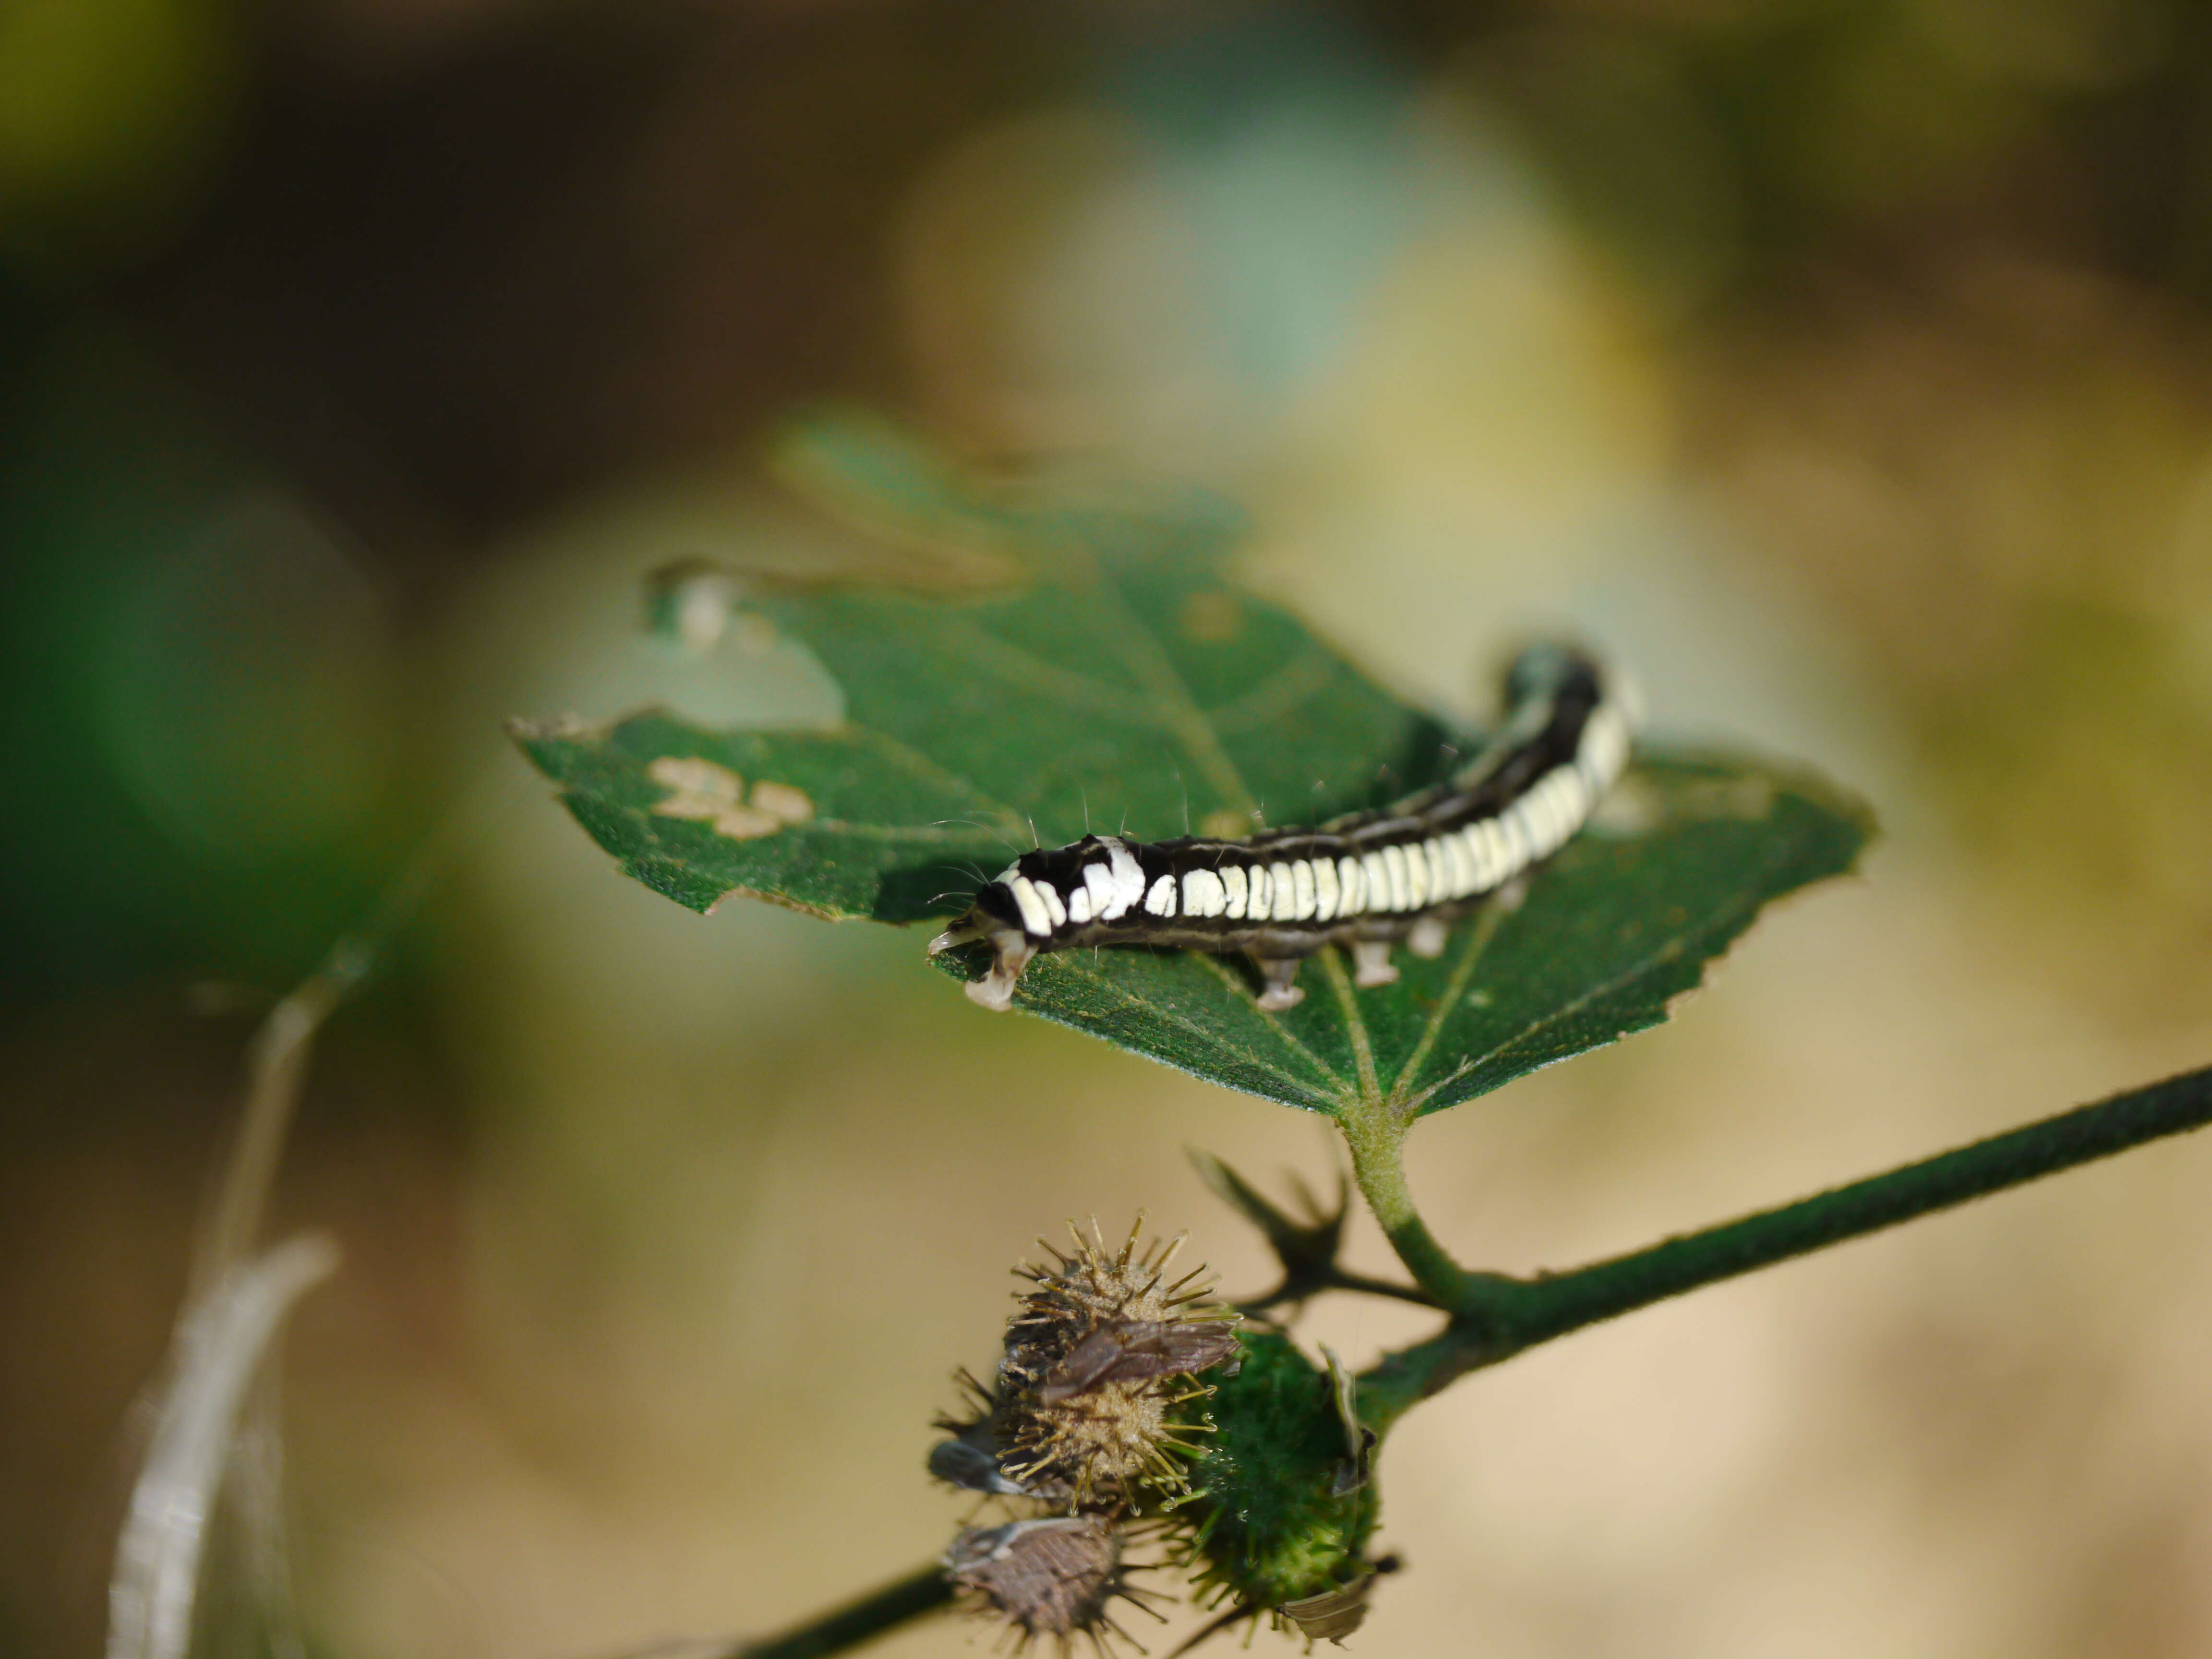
0,0,241,278
8,2,2212,1659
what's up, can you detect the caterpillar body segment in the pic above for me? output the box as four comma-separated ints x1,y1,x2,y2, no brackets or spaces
930,644,1635,1012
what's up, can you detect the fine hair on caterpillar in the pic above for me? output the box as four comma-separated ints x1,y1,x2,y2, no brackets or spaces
929,643,1637,1012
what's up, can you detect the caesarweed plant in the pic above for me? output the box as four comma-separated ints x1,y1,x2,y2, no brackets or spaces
85,413,2212,1659
930,1220,1244,1650
1166,1326,1382,1638
930,1216,1401,1653
507,413,2212,1658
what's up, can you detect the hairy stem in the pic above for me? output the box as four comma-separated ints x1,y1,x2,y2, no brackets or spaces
1324,1268,1443,1307
681,1564,949,1659
677,1068,2212,1659
1337,1100,1469,1310
1359,1062,2212,1431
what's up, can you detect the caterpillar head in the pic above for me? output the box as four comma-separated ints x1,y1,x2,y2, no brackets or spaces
927,878,1034,1010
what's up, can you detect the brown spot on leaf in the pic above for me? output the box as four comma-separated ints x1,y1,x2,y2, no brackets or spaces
648,756,744,819
748,780,816,825
710,804,784,839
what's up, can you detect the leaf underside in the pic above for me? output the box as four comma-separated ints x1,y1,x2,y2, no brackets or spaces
517,414,1875,1119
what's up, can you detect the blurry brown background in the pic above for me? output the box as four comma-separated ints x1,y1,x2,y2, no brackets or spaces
7,1,2212,1656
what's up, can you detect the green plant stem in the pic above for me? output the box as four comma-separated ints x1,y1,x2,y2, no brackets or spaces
685,1066,2212,1659
1236,1266,1439,1315
1337,1099,1470,1310
1359,1062,2212,1432
713,1564,949,1659
1323,1268,1440,1307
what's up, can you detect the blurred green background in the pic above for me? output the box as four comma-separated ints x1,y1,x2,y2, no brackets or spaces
6,2,2212,1656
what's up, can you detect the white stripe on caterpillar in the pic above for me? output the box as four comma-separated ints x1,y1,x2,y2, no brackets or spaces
1143,875,1176,917
1314,856,1341,920
933,644,1635,1010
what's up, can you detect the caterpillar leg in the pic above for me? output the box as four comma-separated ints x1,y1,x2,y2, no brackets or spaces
1251,954,1305,1012
963,930,1035,1010
1407,916,1450,959
926,922,980,956
1350,939,1399,988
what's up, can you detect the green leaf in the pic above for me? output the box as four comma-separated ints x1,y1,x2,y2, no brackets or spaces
516,412,1874,1118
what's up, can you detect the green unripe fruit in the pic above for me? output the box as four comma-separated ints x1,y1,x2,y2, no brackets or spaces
1173,1329,1380,1609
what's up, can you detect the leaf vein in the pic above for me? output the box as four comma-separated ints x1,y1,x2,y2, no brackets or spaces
1076,565,1259,816
1427,844,1797,1111
1318,950,1384,1110
1045,958,1341,1108
1204,647,1343,736
1387,903,1510,1107
840,726,1029,833
1187,955,1354,1097
939,620,1164,724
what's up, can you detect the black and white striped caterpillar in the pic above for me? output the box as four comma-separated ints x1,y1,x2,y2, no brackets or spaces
930,644,1636,1012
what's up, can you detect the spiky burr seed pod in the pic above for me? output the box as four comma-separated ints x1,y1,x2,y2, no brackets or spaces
996,1219,1241,1507
1170,1330,1384,1633
944,1515,1155,1651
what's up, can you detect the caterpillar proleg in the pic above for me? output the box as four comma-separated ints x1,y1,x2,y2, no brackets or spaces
929,644,1636,1012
